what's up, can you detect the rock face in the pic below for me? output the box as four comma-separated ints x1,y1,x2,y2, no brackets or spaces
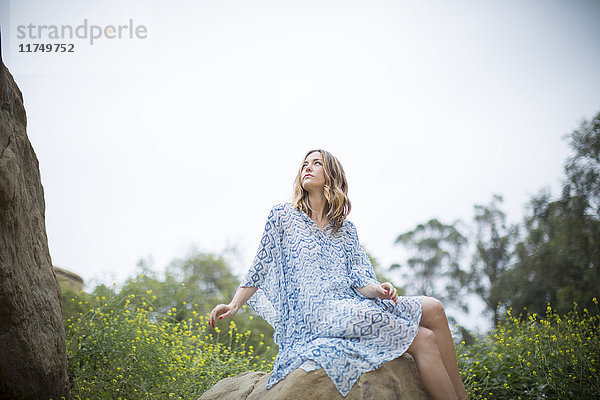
0,39,70,399
54,267,84,293
200,354,432,400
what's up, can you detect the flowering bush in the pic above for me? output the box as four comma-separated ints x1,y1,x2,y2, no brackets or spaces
65,280,599,399
457,299,600,399
65,290,274,400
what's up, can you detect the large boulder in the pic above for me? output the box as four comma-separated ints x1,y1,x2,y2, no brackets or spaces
200,354,431,400
54,266,84,293
0,36,70,399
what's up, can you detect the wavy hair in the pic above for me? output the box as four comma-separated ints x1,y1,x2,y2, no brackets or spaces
292,149,351,234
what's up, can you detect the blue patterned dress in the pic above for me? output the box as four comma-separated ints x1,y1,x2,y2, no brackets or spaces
239,203,422,397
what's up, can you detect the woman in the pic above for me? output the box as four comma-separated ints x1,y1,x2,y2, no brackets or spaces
209,149,468,399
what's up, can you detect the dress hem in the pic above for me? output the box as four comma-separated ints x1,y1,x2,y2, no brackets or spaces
265,296,424,397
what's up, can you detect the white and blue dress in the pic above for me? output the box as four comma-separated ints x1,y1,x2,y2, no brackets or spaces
239,203,422,397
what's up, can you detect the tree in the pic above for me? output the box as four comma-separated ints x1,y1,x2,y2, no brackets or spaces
57,246,280,361
363,248,405,296
469,194,519,327
496,112,600,316
563,111,600,218
121,246,239,320
392,219,469,311
496,190,600,315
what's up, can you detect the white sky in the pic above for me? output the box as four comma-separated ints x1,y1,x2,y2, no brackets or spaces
1,0,599,330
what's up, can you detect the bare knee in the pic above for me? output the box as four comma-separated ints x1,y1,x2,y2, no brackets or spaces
407,327,440,358
421,297,448,329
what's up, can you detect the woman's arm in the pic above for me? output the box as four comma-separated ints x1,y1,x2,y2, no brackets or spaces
208,286,258,327
209,206,283,327
356,282,398,303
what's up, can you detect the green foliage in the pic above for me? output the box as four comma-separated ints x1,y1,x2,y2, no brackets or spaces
469,194,519,327
457,300,600,399
113,248,278,353
60,286,94,322
364,248,405,295
391,111,600,322
495,112,600,316
392,218,469,310
563,111,600,217
65,289,274,399
122,248,239,319
497,191,600,316
58,248,280,399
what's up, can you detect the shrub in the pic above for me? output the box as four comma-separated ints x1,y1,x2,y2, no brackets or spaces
65,290,274,399
457,299,600,399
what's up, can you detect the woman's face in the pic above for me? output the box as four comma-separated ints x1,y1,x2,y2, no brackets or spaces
301,151,326,192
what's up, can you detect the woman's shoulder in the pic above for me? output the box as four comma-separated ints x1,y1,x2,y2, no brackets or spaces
269,202,294,214
340,219,357,240
263,202,296,222
340,218,356,232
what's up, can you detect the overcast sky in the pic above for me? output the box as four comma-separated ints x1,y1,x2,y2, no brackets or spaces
1,0,599,330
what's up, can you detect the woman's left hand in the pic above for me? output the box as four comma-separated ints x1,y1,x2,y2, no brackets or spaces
375,282,398,304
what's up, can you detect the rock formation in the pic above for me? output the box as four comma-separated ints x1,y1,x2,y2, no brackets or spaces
0,35,70,399
199,354,431,400
54,267,84,293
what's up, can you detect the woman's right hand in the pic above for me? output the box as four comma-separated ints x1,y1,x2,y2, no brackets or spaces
207,286,257,327
208,303,238,327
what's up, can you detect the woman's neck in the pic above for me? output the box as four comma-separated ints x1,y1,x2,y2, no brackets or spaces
307,192,328,223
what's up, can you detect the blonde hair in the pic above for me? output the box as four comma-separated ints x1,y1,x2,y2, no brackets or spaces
292,149,351,234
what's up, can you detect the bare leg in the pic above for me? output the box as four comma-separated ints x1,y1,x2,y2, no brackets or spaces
406,327,458,400
420,297,468,399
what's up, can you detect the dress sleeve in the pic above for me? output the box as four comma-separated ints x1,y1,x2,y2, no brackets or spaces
239,206,282,288
237,206,285,337
347,221,380,288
